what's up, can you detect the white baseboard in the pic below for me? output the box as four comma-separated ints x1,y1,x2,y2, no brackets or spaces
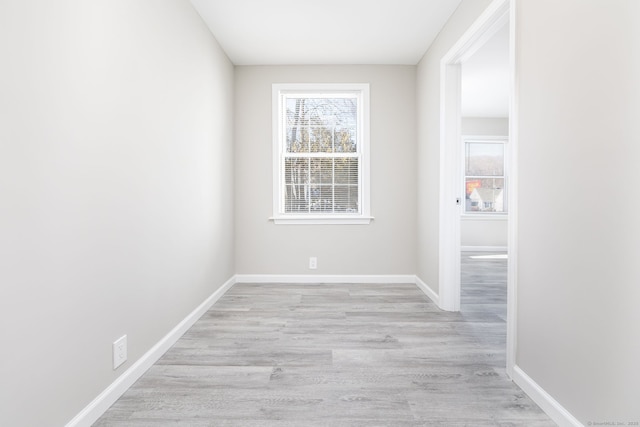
65,276,236,427
414,276,440,306
461,245,508,252
512,365,583,427
235,274,442,309
66,274,582,427
234,274,416,284
66,273,444,426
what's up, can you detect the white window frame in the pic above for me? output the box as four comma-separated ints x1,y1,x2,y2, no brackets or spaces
271,83,371,225
461,135,508,218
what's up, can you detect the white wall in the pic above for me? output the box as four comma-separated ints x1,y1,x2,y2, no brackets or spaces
516,0,640,423
461,216,507,248
461,117,508,135
235,66,416,275
461,117,508,249
416,0,493,291
0,1,235,425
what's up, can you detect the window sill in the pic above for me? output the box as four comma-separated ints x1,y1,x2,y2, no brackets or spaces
270,216,374,225
461,213,508,221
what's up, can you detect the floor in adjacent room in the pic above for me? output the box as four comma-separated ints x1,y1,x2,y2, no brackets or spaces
95,252,555,426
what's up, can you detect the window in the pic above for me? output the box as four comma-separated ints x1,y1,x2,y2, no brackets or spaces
272,84,371,224
463,137,507,214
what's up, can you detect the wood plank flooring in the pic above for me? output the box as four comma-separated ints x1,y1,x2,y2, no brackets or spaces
95,253,555,426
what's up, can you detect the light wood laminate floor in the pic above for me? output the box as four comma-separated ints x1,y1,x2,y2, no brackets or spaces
95,253,554,426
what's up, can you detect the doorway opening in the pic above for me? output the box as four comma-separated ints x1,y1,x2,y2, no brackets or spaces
438,0,517,377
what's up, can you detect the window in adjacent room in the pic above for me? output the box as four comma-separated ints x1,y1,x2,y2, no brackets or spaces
463,137,508,214
272,84,371,224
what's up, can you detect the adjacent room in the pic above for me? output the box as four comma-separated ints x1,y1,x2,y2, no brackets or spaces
1,0,638,426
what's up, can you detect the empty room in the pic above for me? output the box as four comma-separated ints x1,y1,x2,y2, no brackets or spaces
1,0,638,426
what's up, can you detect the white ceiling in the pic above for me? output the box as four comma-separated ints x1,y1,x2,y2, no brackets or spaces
461,24,509,118
190,0,463,65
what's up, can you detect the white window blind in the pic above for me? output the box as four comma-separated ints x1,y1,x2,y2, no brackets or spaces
272,84,371,224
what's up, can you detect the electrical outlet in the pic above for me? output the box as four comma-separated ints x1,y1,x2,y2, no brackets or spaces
309,257,317,270
113,335,127,370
